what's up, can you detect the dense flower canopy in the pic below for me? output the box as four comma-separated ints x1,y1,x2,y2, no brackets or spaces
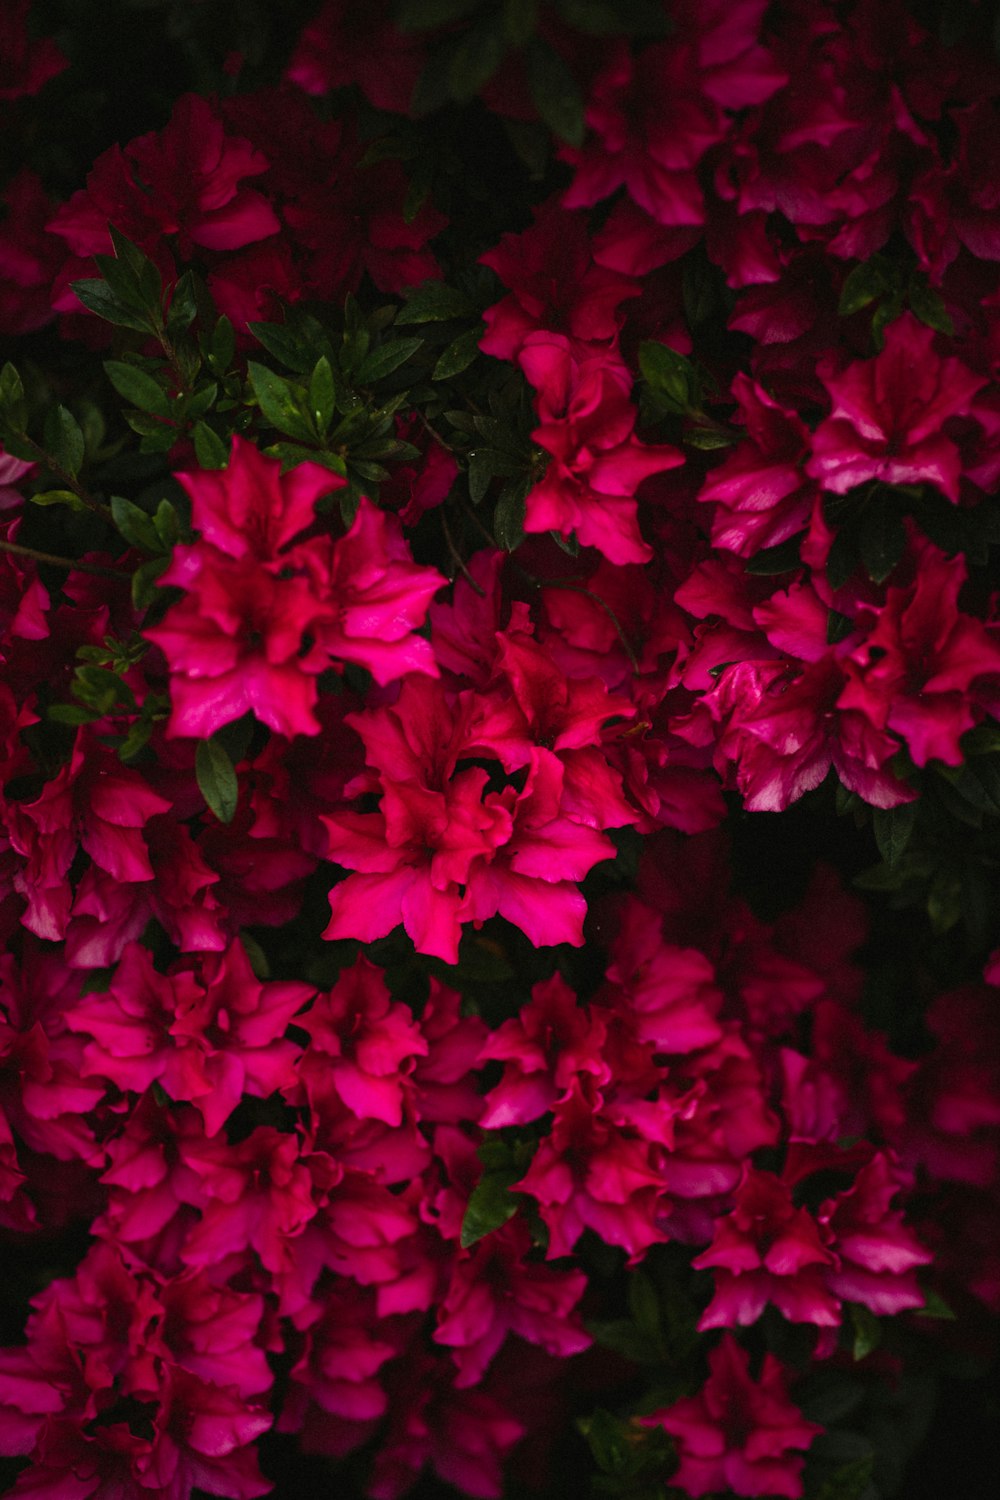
1,2,1000,1499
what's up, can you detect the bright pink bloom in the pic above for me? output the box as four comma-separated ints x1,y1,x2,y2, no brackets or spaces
6,732,172,940
310,497,444,685
604,899,724,1053
146,546,332,739
66,940,309,1134
699,375,816,556
478,973,610,1128
520,335,683,563
176,433,341,562
514,1078,669,1261
839,543,1000,767
296,956,427,1128
644,1334,821,1498
807,314,985,501
693,1169,840,1329
181,1126,326,1275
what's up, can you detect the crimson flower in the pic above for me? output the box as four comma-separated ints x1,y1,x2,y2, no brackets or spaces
643,1334,821,1498
807,313,985,501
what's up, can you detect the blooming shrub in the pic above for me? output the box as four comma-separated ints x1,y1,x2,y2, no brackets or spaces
1,1,1000,1498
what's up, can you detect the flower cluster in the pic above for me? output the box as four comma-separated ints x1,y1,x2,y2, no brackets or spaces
2,1,1000,1498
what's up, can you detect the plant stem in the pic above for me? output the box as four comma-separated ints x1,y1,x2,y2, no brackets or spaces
0,538,131,579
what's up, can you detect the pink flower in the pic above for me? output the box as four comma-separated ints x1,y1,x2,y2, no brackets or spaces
699,375,816,556
48,94,279,268
0,171,62,336
479,200,640,362
285,0,424,115
296,956,427,1128
478,973,610,1128
839,543,1000,767
514,1078,669,1261
311,497,444,685
562,43,720,226
181,1126,326,1274
369,1351,524,1500
520,336,683,563
66,940,310,1134
175,433,341,563
818,1152,932,1315
6,732,172,940
692,1168,840,1328
807,314,985,502
146,546,332,739
434,1217,590,1386
604,899,724,1053
0,1,66,102
643,1334,821,1498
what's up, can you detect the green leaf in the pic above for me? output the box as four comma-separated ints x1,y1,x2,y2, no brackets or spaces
916,1287,956,1320
557,0,667,34
131,555,170,611
308,356,336,439
396,280,477,324
872,801,917,867
111,494,162,553
447,13,507,100
908,279,955,336
48,703,99,725
247,361,315,444
153,499,181,549
0,362,27,432
814,1454,876,1500
432,327,482,380
70,278,153,332
247,320,318,375
745,532,804,575
73,665,135,714
827,608,854,644
193,421,230,470
196,738,239,825
859,502,905,584
209,314,236,373
460,1169,521,1248
849,1303,882,1362
639,341,693,411
968,754,1000,814
104,360,173,420
43,406,85,480
239,931,271,980
586,1317,657,1364
166,270,199,331
494,480,527,550
526,39,585,145
839,259,890,317
30,487,86,511
395,0,482,28
355,338,424,384
503,0,538,46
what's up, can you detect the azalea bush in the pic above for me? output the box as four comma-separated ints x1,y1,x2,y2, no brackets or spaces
2,0,1000,1496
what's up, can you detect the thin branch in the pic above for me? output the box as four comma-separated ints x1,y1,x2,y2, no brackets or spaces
0,538,131,579
440,507,485,596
